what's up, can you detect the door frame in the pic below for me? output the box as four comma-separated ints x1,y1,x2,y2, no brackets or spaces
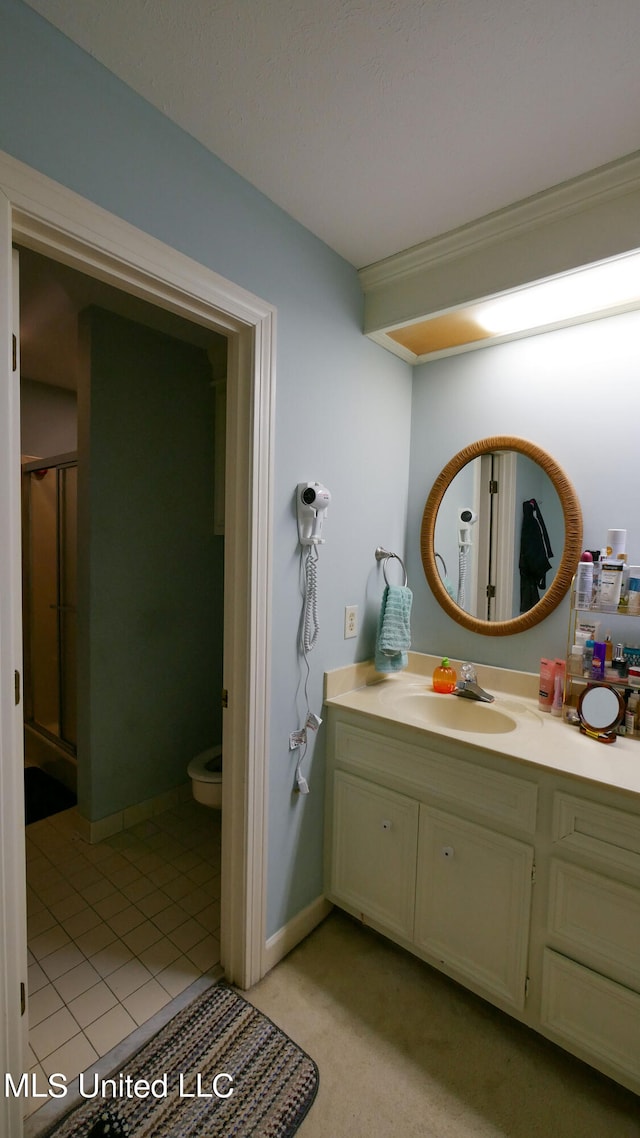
0,151,274,1134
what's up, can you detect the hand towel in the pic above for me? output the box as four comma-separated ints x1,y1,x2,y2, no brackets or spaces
374,584,413,673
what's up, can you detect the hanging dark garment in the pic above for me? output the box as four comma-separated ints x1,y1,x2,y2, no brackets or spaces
519,498,553,612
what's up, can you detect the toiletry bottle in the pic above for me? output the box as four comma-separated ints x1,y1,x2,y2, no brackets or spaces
583,640,594,678
575,551,594,609
551,669,564,717
576,617,600,644
569,643,584,676
605,529,627,562
590,552,601,605
626,693,638,737
604,632,613,666
591,642,605,680
621,564,631,608
538,658,554,712
613,643,628,678
598,561,623,609
432,658,457,694
628,572,640,615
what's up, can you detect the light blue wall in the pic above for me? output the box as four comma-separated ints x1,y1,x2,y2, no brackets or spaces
0,0,412,937
409,309,640,672
77,308,222,821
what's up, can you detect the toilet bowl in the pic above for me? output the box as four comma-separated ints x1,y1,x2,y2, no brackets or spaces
188,745,222,808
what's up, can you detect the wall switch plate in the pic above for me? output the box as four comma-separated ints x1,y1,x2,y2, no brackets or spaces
344,605,358,639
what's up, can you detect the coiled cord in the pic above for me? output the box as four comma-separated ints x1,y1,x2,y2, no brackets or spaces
458,542,470,610
301,544,320,653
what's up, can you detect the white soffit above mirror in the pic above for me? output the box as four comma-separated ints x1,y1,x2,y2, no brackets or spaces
361,150,640,364
383,249,640,363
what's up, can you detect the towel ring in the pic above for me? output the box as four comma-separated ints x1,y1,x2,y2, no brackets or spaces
375,546,408,587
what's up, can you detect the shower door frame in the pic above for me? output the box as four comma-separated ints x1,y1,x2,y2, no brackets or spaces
0,151,274,1137
22,452,78,756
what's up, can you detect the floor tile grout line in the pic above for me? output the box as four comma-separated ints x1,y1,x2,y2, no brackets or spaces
26,803,221,1105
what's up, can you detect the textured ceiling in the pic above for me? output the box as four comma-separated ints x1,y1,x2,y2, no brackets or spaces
21,0,640,268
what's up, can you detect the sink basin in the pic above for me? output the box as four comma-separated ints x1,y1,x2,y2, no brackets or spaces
388,692,518,734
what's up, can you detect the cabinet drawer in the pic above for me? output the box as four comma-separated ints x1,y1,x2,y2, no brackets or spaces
334,722,537,833
552,792,640,878
330,771,419,939
548,860,640,990
541,948,640,1088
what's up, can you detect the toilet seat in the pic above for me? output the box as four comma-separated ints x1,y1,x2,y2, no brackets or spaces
188,745,222,809
188,745,222,782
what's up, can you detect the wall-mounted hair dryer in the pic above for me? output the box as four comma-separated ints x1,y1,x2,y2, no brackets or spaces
458,507,478,545
297,482,331,545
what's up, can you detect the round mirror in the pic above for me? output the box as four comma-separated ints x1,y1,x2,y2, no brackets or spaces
420,437,583,636
578,685,624,734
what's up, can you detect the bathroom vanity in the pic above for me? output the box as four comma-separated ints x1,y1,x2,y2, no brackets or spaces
324,656,640,1096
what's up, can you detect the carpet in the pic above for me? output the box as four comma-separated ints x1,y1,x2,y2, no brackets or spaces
24,766,77,825
42,983,319,1138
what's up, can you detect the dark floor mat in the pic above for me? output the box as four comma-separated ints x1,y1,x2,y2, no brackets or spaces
24,766,77,825
41,983,319,1138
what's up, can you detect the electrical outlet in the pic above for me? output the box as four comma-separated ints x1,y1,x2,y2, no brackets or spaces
344,605,358,639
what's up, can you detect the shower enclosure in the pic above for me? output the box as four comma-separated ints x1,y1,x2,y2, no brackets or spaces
21,453,78,786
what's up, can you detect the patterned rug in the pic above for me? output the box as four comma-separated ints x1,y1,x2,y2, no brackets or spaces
43,984,319,1137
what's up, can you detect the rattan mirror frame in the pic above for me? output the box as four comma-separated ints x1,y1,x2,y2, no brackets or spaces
420,436,583,636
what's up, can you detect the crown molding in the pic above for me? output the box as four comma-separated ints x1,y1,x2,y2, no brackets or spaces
359,150,640,293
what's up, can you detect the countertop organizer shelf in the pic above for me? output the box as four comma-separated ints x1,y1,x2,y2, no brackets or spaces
564,575,640,727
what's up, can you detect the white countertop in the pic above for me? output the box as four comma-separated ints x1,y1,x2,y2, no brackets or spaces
324,656,640,800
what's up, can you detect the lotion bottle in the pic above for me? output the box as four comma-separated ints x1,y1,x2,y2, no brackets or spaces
538,658,554,711
551,669,564,716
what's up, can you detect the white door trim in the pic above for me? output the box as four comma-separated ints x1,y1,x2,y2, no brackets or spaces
0,151,273,1133
0,190,29,1138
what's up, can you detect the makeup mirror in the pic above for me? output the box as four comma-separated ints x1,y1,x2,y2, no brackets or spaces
420,437,583,636
578,684,625,743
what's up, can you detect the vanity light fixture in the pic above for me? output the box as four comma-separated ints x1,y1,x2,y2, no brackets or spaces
376,246,640,362
475,249,640,337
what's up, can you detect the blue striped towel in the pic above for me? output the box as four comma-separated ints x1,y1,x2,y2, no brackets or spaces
374,584,413,673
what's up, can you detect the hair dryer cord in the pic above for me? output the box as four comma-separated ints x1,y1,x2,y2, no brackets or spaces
301,545,320,653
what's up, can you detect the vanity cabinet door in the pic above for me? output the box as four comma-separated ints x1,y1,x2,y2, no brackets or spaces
329,771,419,939
414,805,534,1010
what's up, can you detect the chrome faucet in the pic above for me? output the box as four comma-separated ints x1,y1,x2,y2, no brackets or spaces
453,662,495,703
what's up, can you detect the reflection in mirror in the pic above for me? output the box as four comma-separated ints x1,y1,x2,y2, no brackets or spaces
421,437,583,637
434,451,565,621
578,684,625,744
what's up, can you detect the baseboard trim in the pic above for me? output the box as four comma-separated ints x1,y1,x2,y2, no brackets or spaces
85,782,193,844
262,895,333,975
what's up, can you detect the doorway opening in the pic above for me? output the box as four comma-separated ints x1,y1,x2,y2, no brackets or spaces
18,245,232,1117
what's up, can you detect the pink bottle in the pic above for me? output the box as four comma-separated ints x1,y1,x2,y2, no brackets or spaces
538,658,555,711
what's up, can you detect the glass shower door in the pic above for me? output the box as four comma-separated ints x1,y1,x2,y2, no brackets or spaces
22,455,78,753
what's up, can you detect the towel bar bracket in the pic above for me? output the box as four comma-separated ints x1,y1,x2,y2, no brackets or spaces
375,546,408,588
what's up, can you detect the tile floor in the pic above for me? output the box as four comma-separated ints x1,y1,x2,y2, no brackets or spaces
24,799,221,1120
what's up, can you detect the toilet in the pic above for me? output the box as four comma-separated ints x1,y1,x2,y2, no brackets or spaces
188,745,222,808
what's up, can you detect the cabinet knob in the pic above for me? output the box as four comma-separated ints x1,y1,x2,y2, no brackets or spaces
381,819,392,831
441,845,455,860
